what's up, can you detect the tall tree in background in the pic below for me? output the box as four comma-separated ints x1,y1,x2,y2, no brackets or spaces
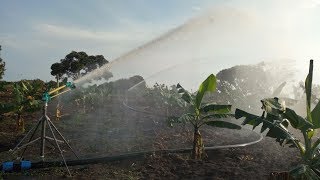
50,51,109,81
0,45,6,80
50,62,65,87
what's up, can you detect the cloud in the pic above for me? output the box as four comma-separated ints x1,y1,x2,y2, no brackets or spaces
34,21,171,44
191,6,202,12
30,17,184,60
36,24,132,41
3,0,320,82
0,34,19,48
0,33,53,50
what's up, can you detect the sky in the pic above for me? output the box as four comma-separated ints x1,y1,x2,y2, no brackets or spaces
1,0,320,82
0,0,218,81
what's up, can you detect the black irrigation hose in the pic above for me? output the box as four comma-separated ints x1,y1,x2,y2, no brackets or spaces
0,102,263,171
29,99,264,169
29,133,264,169
1,133,263,170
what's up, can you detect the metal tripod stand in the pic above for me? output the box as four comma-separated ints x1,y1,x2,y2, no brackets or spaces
10,102,79,175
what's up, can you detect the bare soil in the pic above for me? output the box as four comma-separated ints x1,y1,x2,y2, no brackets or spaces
0,99,301,179
0,117,300,179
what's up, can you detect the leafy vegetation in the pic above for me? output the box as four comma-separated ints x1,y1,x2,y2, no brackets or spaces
65,75,144,113
50,51,109,81
0,80,44,132
0,79,58,132
168,74,241,159
235,60,320,179
1,46,315,178
140,83,185,116
0,45,6,80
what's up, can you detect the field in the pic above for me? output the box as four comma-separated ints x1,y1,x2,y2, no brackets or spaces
0,94,300,179
0,61,318,179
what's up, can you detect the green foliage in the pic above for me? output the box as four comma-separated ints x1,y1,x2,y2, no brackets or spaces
311,101,320,128
0,80,44,115
67,75,144,114
235,60,320,179
68,82,112,112
144,83,185,113
195,74,217,109
51,51,109,80
0,81,11,91
170,74,238,128
0,103,16,114
12,81,43,113
0,45,6,80
45,80,58,91
50,62,65,81
169,74,240,159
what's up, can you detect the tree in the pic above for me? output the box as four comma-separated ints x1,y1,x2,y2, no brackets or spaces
50,62,65,87
0,45,6,80
50,51,109,80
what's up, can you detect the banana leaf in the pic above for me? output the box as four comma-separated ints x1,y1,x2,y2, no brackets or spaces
167,113,195,127
235,108,297,147
200,104,231,114
283,108,313,131
195,74,216,109
290,164,320,180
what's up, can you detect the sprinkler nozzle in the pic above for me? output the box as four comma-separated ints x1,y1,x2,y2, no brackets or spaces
66,82,76,89
42,92,51,102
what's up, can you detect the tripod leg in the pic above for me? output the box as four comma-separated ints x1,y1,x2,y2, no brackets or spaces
47,119,71,176
17,137,40,150
11,117,42,152
45,136,64,143
19,118,43,160
47,117,79,159
40,116,47,158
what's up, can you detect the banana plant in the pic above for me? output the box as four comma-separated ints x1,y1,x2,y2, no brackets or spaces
235,60,320,179
168,74,241,159
0,81,42,132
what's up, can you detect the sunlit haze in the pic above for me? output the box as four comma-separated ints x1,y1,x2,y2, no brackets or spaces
1,0,320,81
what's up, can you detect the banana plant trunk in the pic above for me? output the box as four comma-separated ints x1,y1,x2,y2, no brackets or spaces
192,127,204,159
16,113,25,133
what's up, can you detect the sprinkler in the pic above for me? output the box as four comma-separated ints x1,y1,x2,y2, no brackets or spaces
6,82,78,176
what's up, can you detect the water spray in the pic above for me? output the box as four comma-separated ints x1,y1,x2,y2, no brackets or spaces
5,82,78,176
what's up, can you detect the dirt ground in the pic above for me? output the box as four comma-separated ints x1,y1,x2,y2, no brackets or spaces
0,135,300,179
0,102,301,180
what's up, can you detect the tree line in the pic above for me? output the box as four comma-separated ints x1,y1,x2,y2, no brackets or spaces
50,51,109,84
0,45,5,80
0,46,109,83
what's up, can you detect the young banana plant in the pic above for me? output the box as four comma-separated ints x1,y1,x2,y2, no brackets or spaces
0,81,42,132
168,74,241,159
235,60,320,179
